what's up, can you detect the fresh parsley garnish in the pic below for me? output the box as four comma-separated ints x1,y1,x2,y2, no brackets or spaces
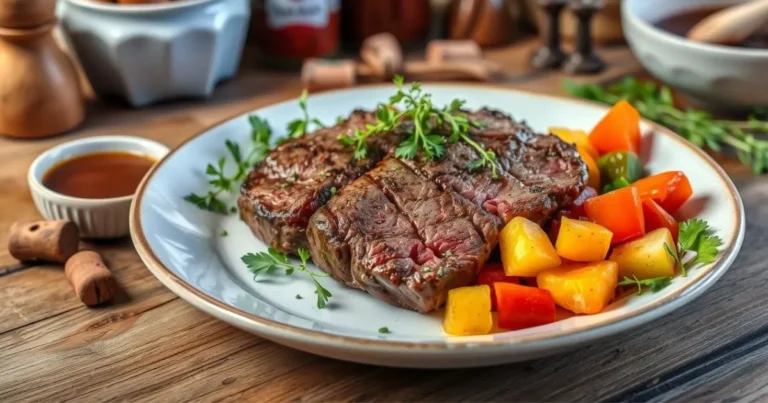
565,77,768,174
286,89,326,138
666,218,724,276
219,230,228,237
295,294,303,299
184,116,273,214
619,219,723,295
338,76,498,178
618,275,672,294
378,327,391,334
241,248,332,309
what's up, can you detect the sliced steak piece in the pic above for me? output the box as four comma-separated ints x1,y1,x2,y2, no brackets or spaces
399,140,556,226
307,175,474,313
467,108,588,207
366,158,498,276
239,111,399,254
307,109,586,312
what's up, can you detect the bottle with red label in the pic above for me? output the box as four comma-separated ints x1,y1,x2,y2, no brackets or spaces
252,0,341,69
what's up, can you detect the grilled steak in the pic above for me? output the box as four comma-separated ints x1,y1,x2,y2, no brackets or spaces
307,109,587,312
238,111,399,253
240,105,587,312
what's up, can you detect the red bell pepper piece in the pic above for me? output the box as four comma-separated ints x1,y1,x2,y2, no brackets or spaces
642,198,679,243
584,186,645,244
476,263,519,311
494,283,557,330
631,171,693,214
589,100,642,155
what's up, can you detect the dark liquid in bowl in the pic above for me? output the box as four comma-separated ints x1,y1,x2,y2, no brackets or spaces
43,151,156,199
656,6,768,49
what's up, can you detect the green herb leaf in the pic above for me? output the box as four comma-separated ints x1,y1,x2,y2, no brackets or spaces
618,275,672,295
241,247,332,309
378,327,391,334
285,89,326,139
184,115,273,214
337,76,498,177
219,230,228,237
676,218,724,275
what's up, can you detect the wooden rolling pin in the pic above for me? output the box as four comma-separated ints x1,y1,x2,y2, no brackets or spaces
687,0,768,45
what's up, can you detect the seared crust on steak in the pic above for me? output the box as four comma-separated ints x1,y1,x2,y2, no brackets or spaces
238,111,399,253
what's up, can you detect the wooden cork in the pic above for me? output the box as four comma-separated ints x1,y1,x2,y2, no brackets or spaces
426,40,483,63
360,33,403,79
301,59,358,92
8,220,79,263
65,251,117,306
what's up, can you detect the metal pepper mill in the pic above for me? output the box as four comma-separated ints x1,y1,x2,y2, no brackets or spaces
530,0,567,69
563,0,606,75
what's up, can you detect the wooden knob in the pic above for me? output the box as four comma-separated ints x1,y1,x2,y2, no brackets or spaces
8,220,79,263
360,33,404,79
65,251,117,306
301,59,359,92
687,0,768,45
426,40,483,63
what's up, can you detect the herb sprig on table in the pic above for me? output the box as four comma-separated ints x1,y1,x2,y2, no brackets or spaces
242,247,332,309
565,78,768,173
338,76,499,178
618,218,723,295
183,115,272,214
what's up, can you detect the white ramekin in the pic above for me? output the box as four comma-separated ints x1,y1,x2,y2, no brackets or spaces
28,135,169,239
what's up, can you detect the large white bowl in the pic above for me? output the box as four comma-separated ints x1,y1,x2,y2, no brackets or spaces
623,0,768,107
58,0,250,107
130,84,744,368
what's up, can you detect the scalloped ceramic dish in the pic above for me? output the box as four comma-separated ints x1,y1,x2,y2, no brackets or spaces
130,85,744,368
58,0,250,107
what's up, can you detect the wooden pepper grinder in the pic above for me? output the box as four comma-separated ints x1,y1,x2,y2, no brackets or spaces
0,0,84,138
562,0,606,75
530,0,568,69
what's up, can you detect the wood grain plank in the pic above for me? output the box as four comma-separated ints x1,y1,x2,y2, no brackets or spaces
616,322,768,402
0,240,174,334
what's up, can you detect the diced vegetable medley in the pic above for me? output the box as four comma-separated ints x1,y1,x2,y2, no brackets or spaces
443,101,722,336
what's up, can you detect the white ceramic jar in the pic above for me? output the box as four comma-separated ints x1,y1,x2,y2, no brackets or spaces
58,0,250,107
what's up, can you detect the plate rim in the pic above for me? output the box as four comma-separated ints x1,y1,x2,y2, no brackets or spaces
129,83,745,353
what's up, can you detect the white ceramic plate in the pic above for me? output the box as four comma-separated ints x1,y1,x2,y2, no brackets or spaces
130,85,745,368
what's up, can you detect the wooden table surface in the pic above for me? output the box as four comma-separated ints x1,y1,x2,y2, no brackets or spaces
1,41,766,402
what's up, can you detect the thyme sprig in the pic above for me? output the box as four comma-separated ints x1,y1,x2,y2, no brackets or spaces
338,76,498,178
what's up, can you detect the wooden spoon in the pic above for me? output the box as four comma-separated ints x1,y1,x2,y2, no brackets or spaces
687,0,768,45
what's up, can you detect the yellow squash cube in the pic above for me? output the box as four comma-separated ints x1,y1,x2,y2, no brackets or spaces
537,261,619,314
443,285,493,336
549,127,599,159
609,228,677,280
556,217,613,262
500,217,561,277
